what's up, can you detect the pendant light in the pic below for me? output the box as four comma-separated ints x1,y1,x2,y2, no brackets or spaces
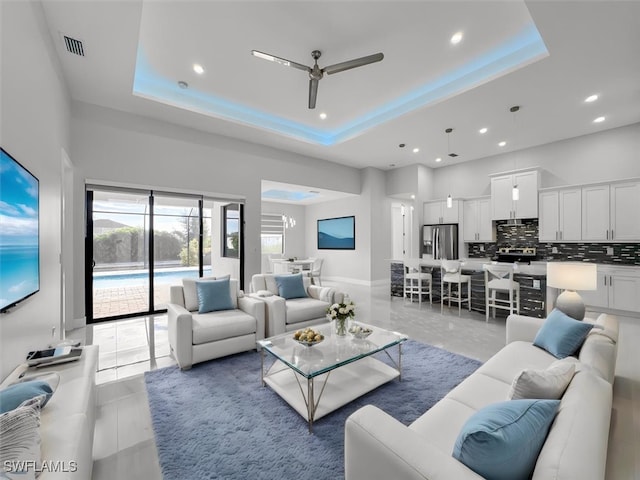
510,106,520,201
445,128,455,208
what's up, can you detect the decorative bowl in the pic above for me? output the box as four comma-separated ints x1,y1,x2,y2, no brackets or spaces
293,328,324,347
295,338,324,347
349,325,373,339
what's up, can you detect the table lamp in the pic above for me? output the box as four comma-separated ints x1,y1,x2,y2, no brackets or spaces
546,262,597,320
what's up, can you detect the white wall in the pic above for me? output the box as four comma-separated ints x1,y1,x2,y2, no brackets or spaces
431,123,640,199
261,202,306,273
1,1,70,379
306,167,391,285
70,102,361,318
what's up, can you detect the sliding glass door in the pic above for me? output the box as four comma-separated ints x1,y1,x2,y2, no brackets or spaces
86,188,229,323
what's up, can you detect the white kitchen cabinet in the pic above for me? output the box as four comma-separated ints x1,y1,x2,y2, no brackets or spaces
582,185,610,241
580,265,640,313
582,181,640,241
538,188,581,242
490,170,539,220
423,200,459,224
610,182,640,241
463,198,494,242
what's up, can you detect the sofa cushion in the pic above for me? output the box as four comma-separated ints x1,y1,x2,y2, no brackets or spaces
445,372,511,411
183,276,217,312
409,397,478,452
533,309,593,359
0,395,43,480
192,310,257,344
275,273,308,299
508,361,575,400
285,298,329,324
476,341,556,385
452,399,560,480
532,369,612,479
196,278,234,313
0,380,54,414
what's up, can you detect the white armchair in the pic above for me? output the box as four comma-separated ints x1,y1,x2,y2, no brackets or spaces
167,278,265,370
250,273,344,337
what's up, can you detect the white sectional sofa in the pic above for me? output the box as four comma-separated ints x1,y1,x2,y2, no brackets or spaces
1,345,98,479
345,313,618,480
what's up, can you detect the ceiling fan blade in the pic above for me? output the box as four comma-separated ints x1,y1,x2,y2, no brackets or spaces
251,50,311,73
308,78,319,109
323,52,384,75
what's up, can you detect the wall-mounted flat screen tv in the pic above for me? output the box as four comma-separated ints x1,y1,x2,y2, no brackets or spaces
317,216,355,250
0,148,40,312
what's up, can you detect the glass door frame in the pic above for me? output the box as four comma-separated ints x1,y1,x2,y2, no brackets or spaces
85,186,243,324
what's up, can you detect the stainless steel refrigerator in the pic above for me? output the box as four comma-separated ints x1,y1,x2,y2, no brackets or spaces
422,224,459,260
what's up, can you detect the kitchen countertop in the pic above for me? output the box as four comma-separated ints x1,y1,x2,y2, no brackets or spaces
389,258,547,276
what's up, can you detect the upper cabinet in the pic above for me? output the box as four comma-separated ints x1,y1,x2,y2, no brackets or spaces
540,180,640,243
424,199,459,224
463,198,494,242
490,170,539,220
538,188,582,242
582,181,640,241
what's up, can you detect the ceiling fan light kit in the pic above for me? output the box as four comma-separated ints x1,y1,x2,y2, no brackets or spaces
251,49,384,109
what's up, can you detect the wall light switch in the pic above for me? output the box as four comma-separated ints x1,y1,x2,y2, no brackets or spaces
607,247,614,256
551,246,558,254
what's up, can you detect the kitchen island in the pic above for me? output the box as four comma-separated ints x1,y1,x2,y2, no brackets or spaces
390,259,547,318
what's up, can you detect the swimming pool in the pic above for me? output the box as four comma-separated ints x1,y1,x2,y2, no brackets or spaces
94,267,213,289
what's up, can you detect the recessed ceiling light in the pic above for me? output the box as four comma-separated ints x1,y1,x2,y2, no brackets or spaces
593,116,605,123
193,64,204,75
412,148,420,153
479,127,488,134
410,194,416,200
450,31,463,45
498,141,506,147
319,112,327,120
435,157,442,163
177,81,188,89
585,94,598,103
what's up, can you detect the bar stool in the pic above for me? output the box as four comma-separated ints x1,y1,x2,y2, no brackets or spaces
403,259,432,305
440,260,471,316
484,264,520,322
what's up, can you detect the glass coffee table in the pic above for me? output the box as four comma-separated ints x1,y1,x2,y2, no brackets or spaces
257,322,407,432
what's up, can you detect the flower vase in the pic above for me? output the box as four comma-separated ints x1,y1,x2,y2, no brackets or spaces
335,317,347,336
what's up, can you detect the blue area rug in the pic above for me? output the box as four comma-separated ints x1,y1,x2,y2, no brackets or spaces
144,340,481,480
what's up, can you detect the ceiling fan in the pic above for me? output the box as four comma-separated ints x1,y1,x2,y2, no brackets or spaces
251,49,384,109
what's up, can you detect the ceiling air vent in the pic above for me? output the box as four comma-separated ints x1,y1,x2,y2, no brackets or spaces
63,35,84,56
448,153,459,158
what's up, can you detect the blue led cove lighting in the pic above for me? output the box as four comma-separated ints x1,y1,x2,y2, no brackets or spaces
133,24,547,146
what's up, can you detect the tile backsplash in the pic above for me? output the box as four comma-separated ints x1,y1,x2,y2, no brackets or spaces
467,219,640,265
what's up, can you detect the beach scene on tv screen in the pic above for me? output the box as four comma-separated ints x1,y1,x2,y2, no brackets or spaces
0,150,39,310
318,217,354,249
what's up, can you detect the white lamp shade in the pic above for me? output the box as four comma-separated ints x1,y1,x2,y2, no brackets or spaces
547,262,597,291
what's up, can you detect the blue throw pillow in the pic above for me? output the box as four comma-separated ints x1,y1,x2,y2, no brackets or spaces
0,380,54,414
533,308,594,359
196,278,234,314
274,273,307,300
453,399,560,480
